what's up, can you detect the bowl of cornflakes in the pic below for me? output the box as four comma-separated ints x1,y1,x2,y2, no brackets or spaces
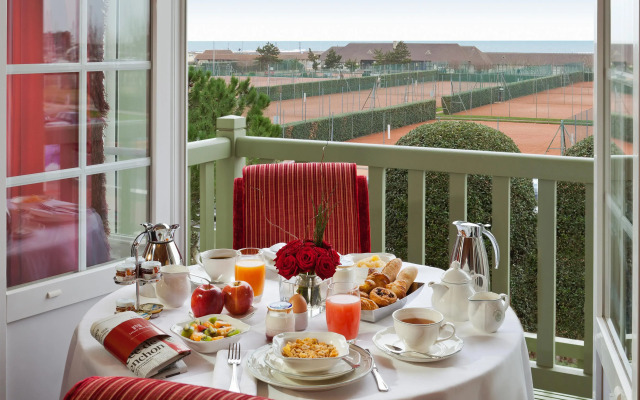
271,332,352,373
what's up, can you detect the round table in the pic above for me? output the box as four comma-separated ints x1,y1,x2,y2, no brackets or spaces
61,264,534,400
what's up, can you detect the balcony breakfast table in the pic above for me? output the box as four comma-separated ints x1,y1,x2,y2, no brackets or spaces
61,263,533,400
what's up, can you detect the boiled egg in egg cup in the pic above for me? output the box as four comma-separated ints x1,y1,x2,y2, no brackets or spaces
289,293,308,331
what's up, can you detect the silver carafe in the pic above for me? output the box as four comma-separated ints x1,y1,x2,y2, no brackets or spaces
141,222,183,266
450,221,499,292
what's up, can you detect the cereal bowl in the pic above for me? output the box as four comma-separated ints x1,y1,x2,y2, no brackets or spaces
271,331,352,373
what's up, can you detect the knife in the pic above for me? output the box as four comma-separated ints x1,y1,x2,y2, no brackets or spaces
364,348,389,392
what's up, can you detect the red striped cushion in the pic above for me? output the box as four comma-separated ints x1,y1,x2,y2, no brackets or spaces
241,163,361,254
64,376,271,400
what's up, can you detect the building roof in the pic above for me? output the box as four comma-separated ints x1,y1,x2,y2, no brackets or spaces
194,49,312,63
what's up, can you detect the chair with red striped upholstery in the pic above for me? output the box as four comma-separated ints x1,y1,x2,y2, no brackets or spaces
233,162,370,254
64,376,271,400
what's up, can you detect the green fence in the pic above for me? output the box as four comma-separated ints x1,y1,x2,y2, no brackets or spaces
283,99,436,142
441,72,585,114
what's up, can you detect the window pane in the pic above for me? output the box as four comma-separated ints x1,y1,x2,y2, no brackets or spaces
87,167,149,266
88,70,149,165
7,73,79,176
88,0,150,62
7,0,79,64
607,0,634,361
6,179,86,287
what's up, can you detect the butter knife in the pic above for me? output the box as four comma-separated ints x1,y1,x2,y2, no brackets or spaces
365,348,389,392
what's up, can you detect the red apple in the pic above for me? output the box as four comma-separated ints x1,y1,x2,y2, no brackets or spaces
223,281,254,315
191,283,224,318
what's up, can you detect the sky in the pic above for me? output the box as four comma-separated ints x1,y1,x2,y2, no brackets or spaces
187,0,595,42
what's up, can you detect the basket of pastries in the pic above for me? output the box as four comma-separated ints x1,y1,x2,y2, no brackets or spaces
358,258,424,322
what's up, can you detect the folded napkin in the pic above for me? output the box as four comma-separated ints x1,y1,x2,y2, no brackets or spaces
212,350,258,395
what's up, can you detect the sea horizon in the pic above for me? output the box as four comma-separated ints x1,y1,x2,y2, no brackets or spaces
188,40,594,54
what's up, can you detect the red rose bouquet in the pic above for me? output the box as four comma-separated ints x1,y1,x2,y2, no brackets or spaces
274,239,340,280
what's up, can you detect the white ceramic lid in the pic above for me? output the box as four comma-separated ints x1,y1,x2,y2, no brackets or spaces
160,264,189,274
441,261,472,284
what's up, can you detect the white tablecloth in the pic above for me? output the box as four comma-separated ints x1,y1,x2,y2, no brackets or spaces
61,264,533,400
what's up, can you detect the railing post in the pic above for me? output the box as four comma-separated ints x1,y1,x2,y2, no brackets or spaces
449,173,468,253
407,170,425,264
215,116,246,248
368,167,386,252
491,176,511,295
537,179,557,368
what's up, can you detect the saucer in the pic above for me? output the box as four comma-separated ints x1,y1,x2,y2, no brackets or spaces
372,326,463,362
264,348,356,381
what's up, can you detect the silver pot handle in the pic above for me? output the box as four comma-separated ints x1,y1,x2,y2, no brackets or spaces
482,227,500,269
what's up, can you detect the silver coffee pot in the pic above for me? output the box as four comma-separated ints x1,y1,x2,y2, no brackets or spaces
136,222,183,266
450,221,499,292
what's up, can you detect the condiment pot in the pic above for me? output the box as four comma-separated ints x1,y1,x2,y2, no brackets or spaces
156,265,190,308
429,261,475,321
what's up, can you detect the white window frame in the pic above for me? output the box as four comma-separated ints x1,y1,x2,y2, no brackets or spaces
0,1,186,396
593,0,639,399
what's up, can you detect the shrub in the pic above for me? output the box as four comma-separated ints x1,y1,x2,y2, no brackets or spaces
385,121,539,332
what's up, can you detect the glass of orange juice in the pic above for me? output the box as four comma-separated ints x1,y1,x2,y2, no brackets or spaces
326,282,360,342
235,248,266,303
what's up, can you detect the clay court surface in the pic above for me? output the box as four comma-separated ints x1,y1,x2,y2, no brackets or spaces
262,80,594,156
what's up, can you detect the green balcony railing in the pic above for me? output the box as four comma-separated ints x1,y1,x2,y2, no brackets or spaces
187,115,594,398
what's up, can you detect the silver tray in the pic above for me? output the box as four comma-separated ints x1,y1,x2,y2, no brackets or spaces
361,282,425,322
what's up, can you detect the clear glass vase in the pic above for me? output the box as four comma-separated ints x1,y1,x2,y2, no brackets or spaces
279,273,330,317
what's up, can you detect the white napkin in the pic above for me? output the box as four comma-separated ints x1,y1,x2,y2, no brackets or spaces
212,350,258,395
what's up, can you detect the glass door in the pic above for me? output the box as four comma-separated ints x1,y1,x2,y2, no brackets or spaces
594,0,638,398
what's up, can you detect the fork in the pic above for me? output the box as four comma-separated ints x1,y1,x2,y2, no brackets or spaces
227,342,241,393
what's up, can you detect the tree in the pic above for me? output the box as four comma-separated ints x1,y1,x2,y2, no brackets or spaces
256,42,280,69
188,66,280,257
345,59,359,73
323,48,342,69
373,48,391,65
390,41,412,64
307,48,320,72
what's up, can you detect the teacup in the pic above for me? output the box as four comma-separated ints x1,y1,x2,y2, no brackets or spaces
392,307,456,353
468,292,510,333
196,249,236,283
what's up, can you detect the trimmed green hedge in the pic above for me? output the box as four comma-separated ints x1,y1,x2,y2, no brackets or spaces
384,121,539,334
283,99,436,142
257,70,438,102
438,73,543,83
441,72,585,114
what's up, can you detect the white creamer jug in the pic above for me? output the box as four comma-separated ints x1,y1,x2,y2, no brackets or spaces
156,265,190,308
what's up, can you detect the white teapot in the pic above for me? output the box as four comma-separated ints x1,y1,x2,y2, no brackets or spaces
428,261,475,321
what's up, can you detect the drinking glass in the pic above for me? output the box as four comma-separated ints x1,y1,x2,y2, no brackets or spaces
235,248,266,303
326,281,360,342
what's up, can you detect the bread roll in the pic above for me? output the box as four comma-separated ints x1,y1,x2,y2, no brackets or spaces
382,258,402,281
396,265,418,286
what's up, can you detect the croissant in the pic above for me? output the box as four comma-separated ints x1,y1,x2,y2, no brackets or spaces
359,279,377,294
385,280,407,299
367,272,390,288
360,298,379,310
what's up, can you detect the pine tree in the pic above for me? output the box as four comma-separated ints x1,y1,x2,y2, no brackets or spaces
391,41,412,64
345,59,359,72
323,48,343,69
256,42,280,70
307,48,320,72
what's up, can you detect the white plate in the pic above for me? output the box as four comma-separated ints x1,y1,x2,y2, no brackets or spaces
170,314,250,354
264,347,356,381
188,306,257,321
372,326,463,362
247,344,372,391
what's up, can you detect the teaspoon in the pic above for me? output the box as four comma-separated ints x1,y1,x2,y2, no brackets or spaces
383,344,438,359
